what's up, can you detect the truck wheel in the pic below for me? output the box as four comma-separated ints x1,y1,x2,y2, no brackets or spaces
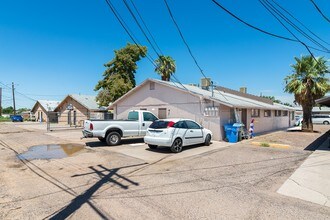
171,138,183,153
148,144,157,149
204,134,211,146
106,132,121,146
98,137,106,142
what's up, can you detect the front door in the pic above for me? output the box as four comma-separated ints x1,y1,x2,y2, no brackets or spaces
73,111,76,126
67,111,72,125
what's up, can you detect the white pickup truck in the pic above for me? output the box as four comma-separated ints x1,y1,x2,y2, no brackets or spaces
82,110,158,146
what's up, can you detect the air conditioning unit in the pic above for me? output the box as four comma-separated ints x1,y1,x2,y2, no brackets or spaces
201,78,211,87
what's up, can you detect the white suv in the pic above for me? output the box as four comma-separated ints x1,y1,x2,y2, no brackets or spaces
312,114,330,125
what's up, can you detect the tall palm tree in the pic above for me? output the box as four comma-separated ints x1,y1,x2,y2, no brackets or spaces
285,55,329,132
155,55,176,81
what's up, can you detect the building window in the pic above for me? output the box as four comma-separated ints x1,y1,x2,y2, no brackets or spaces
275,110,282,117
150,82,155,90
283,111,288,116
291,112,294,120
264,110,271,117
251,109,260,117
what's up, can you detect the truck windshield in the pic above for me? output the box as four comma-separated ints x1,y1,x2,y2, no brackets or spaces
128,111,139,121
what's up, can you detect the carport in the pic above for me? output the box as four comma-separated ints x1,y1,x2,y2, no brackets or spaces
316,96,330,107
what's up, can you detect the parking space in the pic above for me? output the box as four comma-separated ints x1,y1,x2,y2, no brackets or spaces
1,122,329,219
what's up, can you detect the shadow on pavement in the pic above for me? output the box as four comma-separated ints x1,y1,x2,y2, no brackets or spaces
85,138,145,148
304,130,330,151
146,143,212,154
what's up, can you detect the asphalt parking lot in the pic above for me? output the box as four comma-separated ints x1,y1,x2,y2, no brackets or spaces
0,122,329,219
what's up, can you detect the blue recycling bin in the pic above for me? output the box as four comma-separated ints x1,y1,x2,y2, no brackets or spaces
224,124,238,143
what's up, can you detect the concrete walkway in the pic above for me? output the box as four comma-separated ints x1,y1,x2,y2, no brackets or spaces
277,133,330,207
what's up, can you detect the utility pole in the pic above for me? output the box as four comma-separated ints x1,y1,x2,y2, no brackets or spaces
0,87,2,116
12,82,16,115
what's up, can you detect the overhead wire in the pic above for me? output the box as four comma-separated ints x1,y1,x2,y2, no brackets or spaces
123,0,163,56
259,0,317,59
104,0,156,64
262,0,329,52
310,0,330,23
270,0,330,46
163,0,206,78
163,0,228,101
211,0,330,54
104,0,190,92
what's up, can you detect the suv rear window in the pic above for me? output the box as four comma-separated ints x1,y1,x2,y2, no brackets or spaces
149,120,170,129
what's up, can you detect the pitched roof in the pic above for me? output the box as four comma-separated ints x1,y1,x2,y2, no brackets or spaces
54,94,103,111
32,100,60,112
69,94,100,110
110,79,291,110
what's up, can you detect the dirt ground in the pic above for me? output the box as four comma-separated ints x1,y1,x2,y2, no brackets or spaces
0,122,329,219
247,125,330,150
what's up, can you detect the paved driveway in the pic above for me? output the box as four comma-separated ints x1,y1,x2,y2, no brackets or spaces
0,122,329,219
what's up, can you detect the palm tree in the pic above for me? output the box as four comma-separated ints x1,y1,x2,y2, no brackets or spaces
155,55,176,81
285,55,329,132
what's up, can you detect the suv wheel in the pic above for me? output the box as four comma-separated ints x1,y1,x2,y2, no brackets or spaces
106,132,121,146
323,121,330,125
171,138,183,153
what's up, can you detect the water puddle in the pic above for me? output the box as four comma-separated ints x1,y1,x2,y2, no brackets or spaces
17,144,85,160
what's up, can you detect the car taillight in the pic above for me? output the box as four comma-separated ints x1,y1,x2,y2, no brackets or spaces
167,121,175,128
90,123,93,130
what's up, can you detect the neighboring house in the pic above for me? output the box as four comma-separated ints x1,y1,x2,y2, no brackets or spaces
31,100,60,123
109,79,295,141
54,94,107,126
294,106,330,117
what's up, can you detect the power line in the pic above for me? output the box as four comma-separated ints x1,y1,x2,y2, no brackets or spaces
128,0,164,55
259,0,316,59
310,0,330,23
262,0,329,52
163,0,206,78
104,0,156,64
15,90,37,102
270,0,330,46
104,0,191,92
163,0,228,101
122,0,163,57
211,0,329,54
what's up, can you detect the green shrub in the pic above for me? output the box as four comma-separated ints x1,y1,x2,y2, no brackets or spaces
260,142,270,147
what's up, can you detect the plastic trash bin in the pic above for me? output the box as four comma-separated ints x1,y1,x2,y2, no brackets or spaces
233,123,245,142
224,124,238,143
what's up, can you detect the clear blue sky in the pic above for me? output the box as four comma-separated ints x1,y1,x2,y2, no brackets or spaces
0,0,329,109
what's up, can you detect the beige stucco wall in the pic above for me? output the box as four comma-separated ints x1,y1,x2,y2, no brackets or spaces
34,105,47,122
56,98,90,126
113,81,295,141
33,104,57,122
113,82,230,140
246,109,295,133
